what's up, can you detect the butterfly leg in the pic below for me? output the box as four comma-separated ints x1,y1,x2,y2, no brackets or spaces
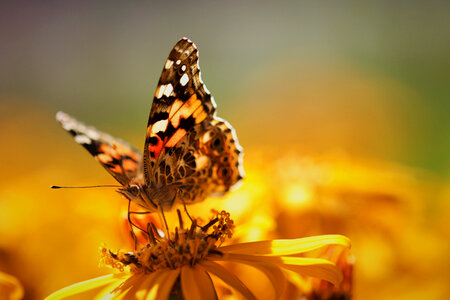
127,200,150,249
158,204,171,241
181,196,202,228
127,200,139,249
181,197,194,223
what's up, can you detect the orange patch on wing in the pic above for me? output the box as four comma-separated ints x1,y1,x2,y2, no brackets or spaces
169,99,184,119
99,144,120,160
170,95,202,128
122,158,137,171
113,143,141,161
165,128,187,147
192,105,207,124
108,164,122,173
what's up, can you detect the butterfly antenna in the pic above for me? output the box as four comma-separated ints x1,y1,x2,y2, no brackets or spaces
51,185,121,189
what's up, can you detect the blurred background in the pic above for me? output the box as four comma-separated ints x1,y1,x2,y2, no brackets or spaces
0,1,449,299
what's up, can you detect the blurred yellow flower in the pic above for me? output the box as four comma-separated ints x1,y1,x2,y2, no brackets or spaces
0,271,24,300
46,211,350,300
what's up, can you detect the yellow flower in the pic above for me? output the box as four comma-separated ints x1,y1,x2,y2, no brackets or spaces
46,211,350,300
0,271,24,300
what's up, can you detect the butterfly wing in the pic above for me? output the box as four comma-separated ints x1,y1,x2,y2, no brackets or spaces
143,38,216,182
168,118,244,205
144,38,244,207
56,111,143,186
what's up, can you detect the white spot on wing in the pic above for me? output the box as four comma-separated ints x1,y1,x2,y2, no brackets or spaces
181,65,186,72
176,60,181,65
155,85,164,99
180,73,189,86
74,135,92,144
61,122,73,131
86,128,100,140
151,119,168,134
165,60,174,69
56,111,67,122
163,84,174,97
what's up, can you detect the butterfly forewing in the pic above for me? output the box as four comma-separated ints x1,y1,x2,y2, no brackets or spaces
143,38,216,182
56,111,143,186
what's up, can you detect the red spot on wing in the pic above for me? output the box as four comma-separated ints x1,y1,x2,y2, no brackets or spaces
148,136,165,160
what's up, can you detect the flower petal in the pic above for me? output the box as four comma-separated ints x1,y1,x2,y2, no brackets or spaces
215,253,343,286
134,271,163,300
108,273,147,299
228,261,286,300
0,271,24,300
200,261,256,300
145,269,180,300
219,235,350,256
95,271,162,300
180,266,217,300
46,273,127,300
93,276,132,300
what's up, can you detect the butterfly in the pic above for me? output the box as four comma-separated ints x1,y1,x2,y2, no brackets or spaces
57,37,244,214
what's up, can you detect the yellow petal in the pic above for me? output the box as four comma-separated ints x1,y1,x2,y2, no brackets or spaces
200,261,257,300
134,272,163,300
95,271,161,300
229,261,286,300
45,273,127,300
145,269,180,300
107,273,147,299
93,276,133,300
180,266,217,300
0,271,24,300
215,253,343,286
219,235,350,256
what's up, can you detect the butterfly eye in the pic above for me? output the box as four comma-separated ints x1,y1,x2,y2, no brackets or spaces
129,184,140,196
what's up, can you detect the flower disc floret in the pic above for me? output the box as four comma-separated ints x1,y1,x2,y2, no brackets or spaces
101,210,234,273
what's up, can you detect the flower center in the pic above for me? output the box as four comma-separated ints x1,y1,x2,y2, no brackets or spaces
101,210,234,273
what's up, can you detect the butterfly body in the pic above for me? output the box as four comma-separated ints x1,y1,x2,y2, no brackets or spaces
57,38,244,212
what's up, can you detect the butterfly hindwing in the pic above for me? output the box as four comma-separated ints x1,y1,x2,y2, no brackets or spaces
56,111,143,186
202,118,244,195
143,38,216,182
165,118,244,206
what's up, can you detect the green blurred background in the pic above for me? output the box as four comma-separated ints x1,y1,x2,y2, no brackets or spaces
1,0,449,174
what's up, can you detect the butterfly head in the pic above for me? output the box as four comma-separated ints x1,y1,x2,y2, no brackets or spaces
117,183,158,212
118,183,139,200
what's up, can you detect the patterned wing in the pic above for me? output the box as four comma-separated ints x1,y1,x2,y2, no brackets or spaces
143,38,216,183
56,111,143,186
170,118,244,205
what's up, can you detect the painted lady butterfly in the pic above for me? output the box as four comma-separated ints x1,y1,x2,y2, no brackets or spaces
57,37,244,213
